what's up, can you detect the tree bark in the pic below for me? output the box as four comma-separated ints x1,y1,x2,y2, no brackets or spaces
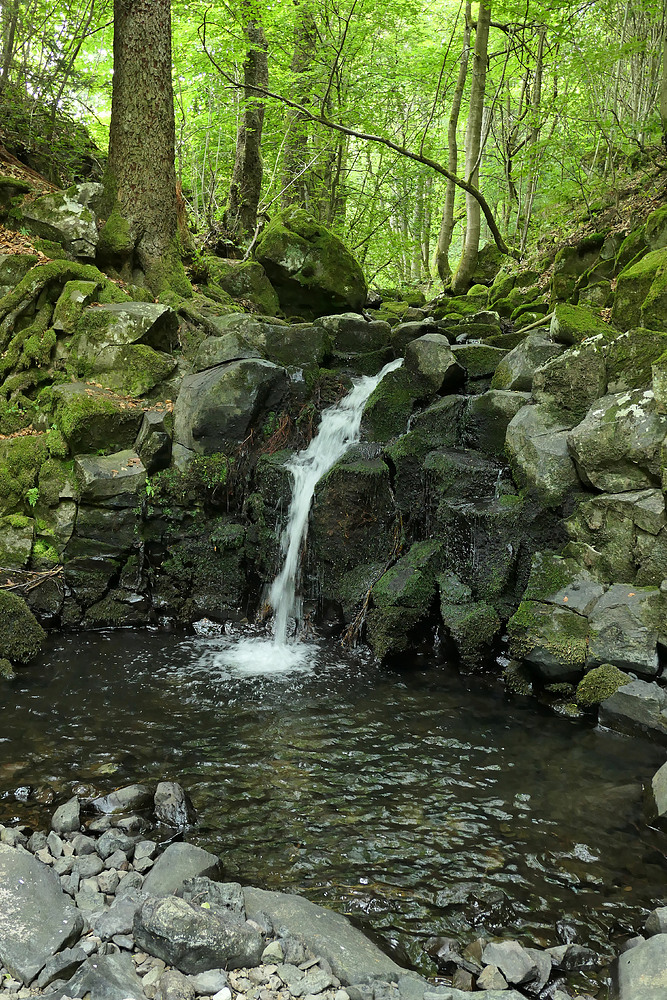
436,1,471,282
451,0,492,294
224,9,268,242
281,9,316,209
0,0,20,92
99,0,189,295
661,33,667,147
519,26,545,254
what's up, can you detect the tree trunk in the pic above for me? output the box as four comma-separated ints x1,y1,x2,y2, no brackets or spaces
436,1,471,283
451,0,491,294
99,0,189,296
0,0,20,91
281,10,316,209
661,33,667,147
224,10,268,242
519,26,545,254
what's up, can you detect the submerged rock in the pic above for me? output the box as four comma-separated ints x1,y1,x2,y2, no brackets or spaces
0,590,46,665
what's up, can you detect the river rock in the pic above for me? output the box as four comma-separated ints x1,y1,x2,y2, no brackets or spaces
173,360,289,455
568,390,667,492
75,451,147,506
549,303,611,345
490,333,564,391
461,390,530,456
599,679,667,743
36,947,87,989
613,932,667,998
154,782,196,828
0,843,84,983
141,843,221,897
644,761,667,830
256,207,367,317
404,335,465,394
476,965,508,990
508,600,588,679
316,313,391,354
94,889,146,940
585,585,665,675
133,895,264,973
505,404,580,507
44,952,146,1000
481,941,538,985
92,783,153,814
645,908,667,936
76,302,179,352
0,590,46,666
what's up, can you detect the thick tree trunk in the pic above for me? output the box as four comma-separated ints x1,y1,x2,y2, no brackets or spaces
0,0,20,91
661,34,667,147
451,0,491,295
225,12,268,242
99,0,189,296
436,1,471,283
519,26,545,254
281,11,316,210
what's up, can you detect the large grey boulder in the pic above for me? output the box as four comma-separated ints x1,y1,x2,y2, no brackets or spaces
404,335,465,393
92,783,152,814
316,313,391,354
133,895,263,973
586,585,665,676
613,933,667,998
532,340,607,421
0,843,84,984
599,680,667,744
480,941,538,985
505,404,580,506
490,333,564,391
568,390,667,493
141,843,221,897
462,390,531,456
76,302,179,352
43,952,146,1000
51,796,80,834
645,761,667,831
173,360,289,455
244,886,405,985
154,781,196,828
21,187,99,258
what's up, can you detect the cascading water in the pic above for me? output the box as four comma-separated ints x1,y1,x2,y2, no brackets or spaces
210,357,402,674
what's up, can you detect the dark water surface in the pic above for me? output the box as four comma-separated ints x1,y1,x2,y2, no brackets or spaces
1,627,666,974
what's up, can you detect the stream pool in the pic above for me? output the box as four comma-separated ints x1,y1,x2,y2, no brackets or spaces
1,626,665,978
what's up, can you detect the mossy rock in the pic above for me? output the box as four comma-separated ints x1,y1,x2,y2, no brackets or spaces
255,207,367,318
204,257,279,316
611,248,667,331
645,206,667,251
0,253,39,295
503,659,533,696
361,366,425,442
51,382,145,454
365,604,425,661
52,279,101,334
605,328,667,392
0,513,34,567
450,344,507,378
507,599,589,679
576,663,630,708
471,243,505,286
532,340,607,421
0,433,49,515
614,226,648,273
550,303,610,346
0,589,46,665
440,599,500,661
371,540,441,611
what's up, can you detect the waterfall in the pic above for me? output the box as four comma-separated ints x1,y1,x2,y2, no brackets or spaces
269,357,403,645
210,357,402,674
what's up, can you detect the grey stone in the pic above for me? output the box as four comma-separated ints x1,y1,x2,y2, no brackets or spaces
97,870,120,895
173,360,289,455
645,907,667,936
645,761,667,829
568,390,667,493
404,335,465,394
22,189,98,257
523,948,551,991
104,849,129,870
159,969,196,1000
505,404,580,507
154,782,196,829
491,333,564,391
135,412,172,475
586,585,665,676
135,841,158,861
181,879,245,918
133,895,264,973
75,854,105,879
614,933,667,998
481,941,537,986
74,887,105,913
187,970,228,995
462,390,531,456
116,814,150,835
98,829,136,860
141,843,221,898
75,452,147,506
115,871,145,895
36,948,87,989
315,314,392,354
92,784,153,815
71,834,97,856
0,843,84,984
546,944,596,970
94,891,146,940
262,941,284,963
244,886,405,985
476,965,508,990
42,952,145,1000
51,796,80,835
111,935,134,951
28,831,48,854
79,302,179,352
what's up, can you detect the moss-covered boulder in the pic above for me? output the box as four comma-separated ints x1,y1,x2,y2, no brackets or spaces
51,383,145,454
362,366,430,442
567,389,667,493
404,335,465,393
0,433,49,515
316,313,391,354
255,208,367,318
203,257,279,316
576,664,630,708
450,344,507,380
587,585,666,676
439,587,500,662
506,404,580,507
0,254,39,297
490,334,563,391
462,390,530,456
611,248,667,330
565,489,667,586
550,303,610,346
471,243,505,286
365,540,441,660
508,600,589,679
551,236,604,302
645,206,667,251
532,341,607,422
614,226,648,273
0,590,46,665
52,279,101,333
0,513,34,567
173,359,289,457
20,185,99,258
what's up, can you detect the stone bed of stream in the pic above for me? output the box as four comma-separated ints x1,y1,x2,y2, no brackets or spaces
2,628,667,999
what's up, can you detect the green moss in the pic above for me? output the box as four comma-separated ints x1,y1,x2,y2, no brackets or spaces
605,328,667,390
144,237,192,299
362,367,419,441
0,589,45,664
0,658,16,680
508,600,589,666
34,239,69,260
52,385,143,454
440,599,500,660
503,659,533,696
0,434,49,514
149,452,232,508
612,248,667,331
98,207,134,257
576,663,630,707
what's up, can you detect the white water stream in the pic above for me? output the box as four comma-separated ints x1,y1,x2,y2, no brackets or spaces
210,357,402,674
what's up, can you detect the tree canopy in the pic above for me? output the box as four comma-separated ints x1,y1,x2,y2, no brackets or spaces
1,0,665,288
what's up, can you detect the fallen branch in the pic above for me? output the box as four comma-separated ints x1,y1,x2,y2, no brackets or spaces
0,564,63,593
